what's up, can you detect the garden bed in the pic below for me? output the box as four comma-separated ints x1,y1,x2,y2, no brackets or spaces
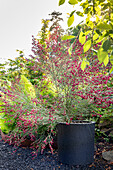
0,133,113,170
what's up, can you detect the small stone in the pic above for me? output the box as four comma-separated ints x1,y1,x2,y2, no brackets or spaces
102,150,113,162
94,145,97,151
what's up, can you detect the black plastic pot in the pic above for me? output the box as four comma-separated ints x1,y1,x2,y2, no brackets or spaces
57,121,95,165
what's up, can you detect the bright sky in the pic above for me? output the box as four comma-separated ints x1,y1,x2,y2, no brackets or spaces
0,0,84,63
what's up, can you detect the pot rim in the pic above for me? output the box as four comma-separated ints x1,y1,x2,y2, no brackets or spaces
58,120,95,125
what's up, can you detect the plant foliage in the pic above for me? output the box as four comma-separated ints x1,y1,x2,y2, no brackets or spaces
58,0,113,72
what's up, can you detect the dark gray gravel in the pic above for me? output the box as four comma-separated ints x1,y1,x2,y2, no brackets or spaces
0,134,112,170
0,134,87,170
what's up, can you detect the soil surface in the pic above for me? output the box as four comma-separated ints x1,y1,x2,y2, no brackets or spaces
0,134,113,170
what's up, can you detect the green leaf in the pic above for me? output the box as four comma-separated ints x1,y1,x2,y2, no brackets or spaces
84,7,91,14
59,0,65,6
76,11,84,17
79,31,86,45
96,29,102,35
111,50,113,55
102,40,111,51
110,54,113,64
62,35,75,40
19,50,23,54
97,48,109,66
68,0,78,5
97,0,105,3
67,15,74,27
80,2,87,8
83,40,91,52
109,0,113,5
70,10,76,17
97,23,112,30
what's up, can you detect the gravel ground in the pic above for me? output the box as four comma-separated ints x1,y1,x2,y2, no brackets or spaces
0,134,113,170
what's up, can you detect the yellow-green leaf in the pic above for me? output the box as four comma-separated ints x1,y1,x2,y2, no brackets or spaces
86,14,91,23
79,31,86,45
83,40,91,52
97,48,109,66
81,60,86,71
20,75,36,99
85,30,91,35
59,0,65,6
68,45,72,55
97,23,112,30
103,54,109,66
87,21,94,29
81,59,89,71
93,33,99,41
67,15,74,27
76,11,84,17
62,35,75,40
110,34,113,38
102,40,111,51
95,6,101,16
96,16,99,23
110,66,113,73
95,35,104,43
39,78,57,97
68,0,78,5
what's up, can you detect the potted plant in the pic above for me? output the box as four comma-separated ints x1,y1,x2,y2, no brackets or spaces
31,26,113,165
0,26,112,164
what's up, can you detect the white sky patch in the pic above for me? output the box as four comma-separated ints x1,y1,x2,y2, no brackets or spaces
0,0,85,63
